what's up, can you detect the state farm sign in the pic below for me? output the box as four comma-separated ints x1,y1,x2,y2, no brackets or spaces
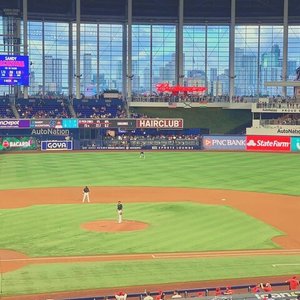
246,135,291,152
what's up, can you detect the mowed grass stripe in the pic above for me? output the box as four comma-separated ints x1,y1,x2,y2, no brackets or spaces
0,203,281,256
2,255,300,296
1,152,300,195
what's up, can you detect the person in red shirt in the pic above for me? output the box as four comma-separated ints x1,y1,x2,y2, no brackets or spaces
224,286,233,295
215,288,222,296
155,291,165,300
260,283,272,292
251,284,261,293
197,292,204,297
285,276,299,290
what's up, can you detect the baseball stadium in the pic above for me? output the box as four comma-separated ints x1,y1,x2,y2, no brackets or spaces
0,1,300,300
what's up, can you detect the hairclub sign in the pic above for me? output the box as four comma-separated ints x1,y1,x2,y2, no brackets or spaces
136,118,183,129
246,135,291,152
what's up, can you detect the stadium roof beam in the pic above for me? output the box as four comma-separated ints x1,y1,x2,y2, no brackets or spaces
1,0,300,24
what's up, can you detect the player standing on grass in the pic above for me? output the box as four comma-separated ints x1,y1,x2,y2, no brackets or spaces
117,200,123,223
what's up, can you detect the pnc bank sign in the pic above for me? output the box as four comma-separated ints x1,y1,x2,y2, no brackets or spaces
202,136,246,150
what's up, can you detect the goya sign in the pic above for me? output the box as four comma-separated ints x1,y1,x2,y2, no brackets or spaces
41,140,73,151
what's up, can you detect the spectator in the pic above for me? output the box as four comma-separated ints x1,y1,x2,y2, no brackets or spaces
115,291,127,300
171,291,182,299
251,284,261,293
223,286,233,295
215,288,222,296
155,291,165,300
144,291,153,300
260,283,272,293
285,276,299,290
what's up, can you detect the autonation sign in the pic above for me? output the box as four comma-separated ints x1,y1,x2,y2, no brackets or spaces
202,135,246,151
41,140,73,151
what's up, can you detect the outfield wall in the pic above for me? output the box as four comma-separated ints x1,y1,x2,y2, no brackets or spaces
0,118,300,153
1,133,300,153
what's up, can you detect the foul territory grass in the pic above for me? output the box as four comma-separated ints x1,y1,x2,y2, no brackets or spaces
1,151,300,195
0,203,281,256
2,255,300,296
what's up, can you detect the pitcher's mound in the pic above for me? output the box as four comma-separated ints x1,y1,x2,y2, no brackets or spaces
81,220,149,232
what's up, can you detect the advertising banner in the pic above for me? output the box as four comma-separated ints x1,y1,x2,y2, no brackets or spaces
31,128,70,136
246,135,291,152
291,137,300,152
62,119,78,129
136,118,184,129
41,140,73,151
0,119,30,128
202,135,246,151
247,126,300,136
31,119,63,128
147,145,201,150
0,136,37,151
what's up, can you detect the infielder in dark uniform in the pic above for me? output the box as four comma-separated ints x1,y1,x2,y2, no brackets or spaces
82,186,90,203
117,200,123,223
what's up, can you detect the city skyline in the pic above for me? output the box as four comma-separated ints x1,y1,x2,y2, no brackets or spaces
1,19,300,97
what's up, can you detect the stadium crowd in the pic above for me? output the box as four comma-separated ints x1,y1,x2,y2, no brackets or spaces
103,134,201,148
111,276,299,300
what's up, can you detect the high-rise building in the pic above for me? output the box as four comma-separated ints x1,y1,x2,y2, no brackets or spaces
44,55,62,93
83,53,92,93
235,48,257,96
260,44,282,95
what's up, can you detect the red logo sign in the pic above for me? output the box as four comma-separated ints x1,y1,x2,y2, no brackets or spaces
156,83,207,94
204,139,212,147
2,140,9,148
246,135,291,152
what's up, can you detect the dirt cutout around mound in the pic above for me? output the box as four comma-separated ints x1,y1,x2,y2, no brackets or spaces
81,220,149,232
1,186,300,300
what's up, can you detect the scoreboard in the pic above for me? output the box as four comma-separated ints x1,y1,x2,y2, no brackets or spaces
0,55,29,86
78,119,136,129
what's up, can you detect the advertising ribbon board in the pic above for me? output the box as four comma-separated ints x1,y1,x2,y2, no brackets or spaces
41,140,73,151
0,136,37,151
291,137,300,152
246,135,291,152
0,119,30,128
202,135,246,151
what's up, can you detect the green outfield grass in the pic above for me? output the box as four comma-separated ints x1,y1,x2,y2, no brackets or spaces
3,255,300,296
1,151,300,195
0,202,281,257
0,151,299,296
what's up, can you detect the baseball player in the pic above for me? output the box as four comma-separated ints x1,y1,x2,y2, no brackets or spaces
117,200,123,223
140,151,145,159
82,186,90,203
